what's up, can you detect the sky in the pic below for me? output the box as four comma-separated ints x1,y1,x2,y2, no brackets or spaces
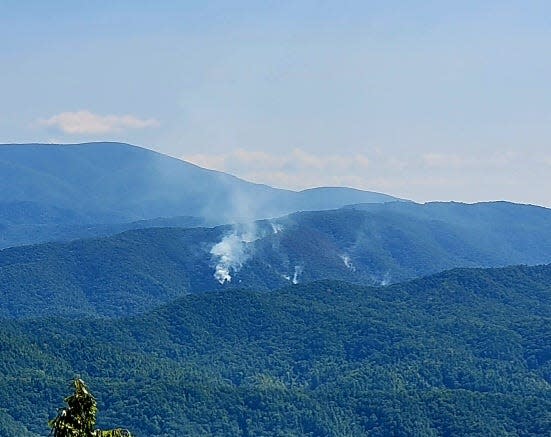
2,1,551,206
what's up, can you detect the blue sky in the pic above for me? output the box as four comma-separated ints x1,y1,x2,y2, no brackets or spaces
2,1,551,206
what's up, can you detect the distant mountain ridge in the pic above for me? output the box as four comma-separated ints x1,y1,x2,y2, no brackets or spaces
1,201,550,319
0,142,399,225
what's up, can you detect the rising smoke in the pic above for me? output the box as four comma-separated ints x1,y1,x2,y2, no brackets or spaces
210,221,284,284
210,232,249,284
292,265,303,284
210,225,258,284
340,254,356,271
379,271,392,286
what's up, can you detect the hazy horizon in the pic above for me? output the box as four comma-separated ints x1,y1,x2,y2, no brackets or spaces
2,1,550,207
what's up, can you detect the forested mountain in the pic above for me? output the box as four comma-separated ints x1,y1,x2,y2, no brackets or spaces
1,201,551,319
2,142,550,436
0,210,209,249
1,264,550,436
0,143,397,233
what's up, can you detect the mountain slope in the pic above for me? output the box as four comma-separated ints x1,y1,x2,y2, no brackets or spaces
1,201,551,319
1,264,550,436
0,211,209,249
0,142,399,227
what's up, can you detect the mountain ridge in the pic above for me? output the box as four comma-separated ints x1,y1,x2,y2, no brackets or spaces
0,142,400,224
1,201,551,319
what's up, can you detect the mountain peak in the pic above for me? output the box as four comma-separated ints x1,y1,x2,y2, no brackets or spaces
0,142,401,226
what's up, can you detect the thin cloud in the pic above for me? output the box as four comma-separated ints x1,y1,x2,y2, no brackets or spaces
183,148,370,190
39,110,160,134
183,147,548,205
422,150,518,170
185,148,370,173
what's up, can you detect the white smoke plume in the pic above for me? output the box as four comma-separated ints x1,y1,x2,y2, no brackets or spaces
210,224,260,284
210,221,283,284
292,265,303,285
340,254,356,271
380,271,392,286
211,233,249,284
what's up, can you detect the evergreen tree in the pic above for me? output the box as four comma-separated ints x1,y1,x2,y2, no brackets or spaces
49,378,132,437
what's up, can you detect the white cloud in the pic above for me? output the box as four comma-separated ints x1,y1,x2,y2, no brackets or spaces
186,153,228,170
183,148,371,191
39,110,160,134
185,148,369,174
182,147,551,206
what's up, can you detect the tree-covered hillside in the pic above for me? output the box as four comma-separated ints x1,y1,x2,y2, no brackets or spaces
0,211,208,250
2,202,551,318
0,264,550,436
0,142,402,249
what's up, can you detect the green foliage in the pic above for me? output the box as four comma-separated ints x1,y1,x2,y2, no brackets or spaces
0,211,206,250
49,379,98,436
48,378,132,437
2,203,551,319
0,409,37,436
0,142,398,249
1,265,550,435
